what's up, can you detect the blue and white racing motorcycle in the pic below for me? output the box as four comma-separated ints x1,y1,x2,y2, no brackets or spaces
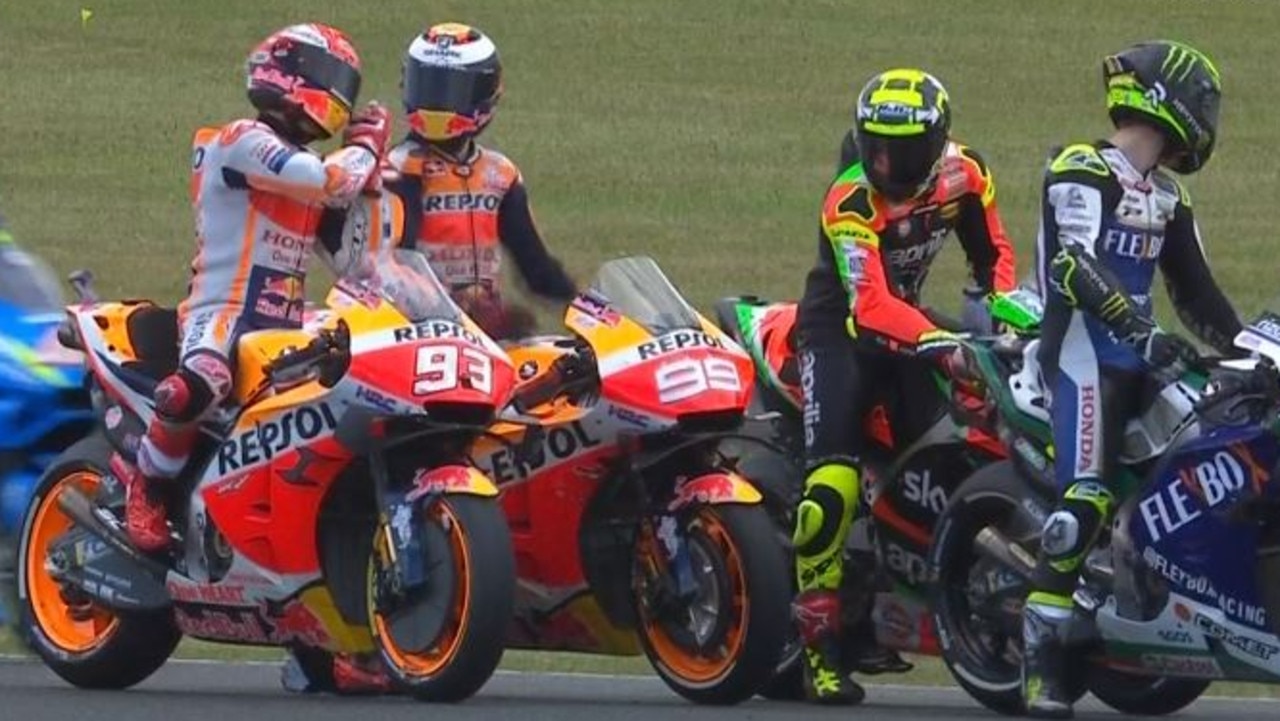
0,254,94,625
929,305,1280,716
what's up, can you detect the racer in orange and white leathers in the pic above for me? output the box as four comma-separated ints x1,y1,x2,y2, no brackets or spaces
279,23,578,696
383,23,577,339
117,23,393,554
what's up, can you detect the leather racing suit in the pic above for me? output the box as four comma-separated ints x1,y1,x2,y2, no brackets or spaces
127,118,383,550
384,139,576,337
791,138,1016,667
1025,140,1242,628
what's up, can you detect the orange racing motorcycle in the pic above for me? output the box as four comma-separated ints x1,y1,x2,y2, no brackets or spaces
17,250,517,701
471,256,792,704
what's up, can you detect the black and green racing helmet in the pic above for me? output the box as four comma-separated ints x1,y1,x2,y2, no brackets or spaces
1104,40,1222,174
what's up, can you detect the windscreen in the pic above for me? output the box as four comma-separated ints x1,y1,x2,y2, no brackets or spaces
587,256,701,335
342,249,463,323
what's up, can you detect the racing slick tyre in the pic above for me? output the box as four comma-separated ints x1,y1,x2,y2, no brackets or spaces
634,504,790,704
17,433,180,689
367,494,515,702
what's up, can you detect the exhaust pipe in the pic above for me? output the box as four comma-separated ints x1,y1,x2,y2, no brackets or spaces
974,526,1037,581
56,485,169,579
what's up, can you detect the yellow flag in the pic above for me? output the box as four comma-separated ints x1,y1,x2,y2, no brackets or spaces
80,8,93,27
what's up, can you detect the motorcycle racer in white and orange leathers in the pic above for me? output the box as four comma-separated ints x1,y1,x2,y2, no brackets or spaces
117,23,393,554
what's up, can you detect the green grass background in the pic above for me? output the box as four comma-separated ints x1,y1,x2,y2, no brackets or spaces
2,0,1280,694
2,0,1276,322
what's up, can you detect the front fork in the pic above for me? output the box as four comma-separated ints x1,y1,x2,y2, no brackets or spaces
641,513,700,603
368,450,498,601
638,470,764,608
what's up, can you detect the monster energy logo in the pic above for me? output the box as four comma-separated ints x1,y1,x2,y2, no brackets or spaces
1161,43,1219,84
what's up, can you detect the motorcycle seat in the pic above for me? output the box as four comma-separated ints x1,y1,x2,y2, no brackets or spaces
123,305,179,381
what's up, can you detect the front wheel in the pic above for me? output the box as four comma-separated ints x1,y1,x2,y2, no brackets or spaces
367,494,515,702
1089,667,1210,716
634,504,790,705
18,433,180,689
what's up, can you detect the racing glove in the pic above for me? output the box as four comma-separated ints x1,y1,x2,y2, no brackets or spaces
917,328,967,376
1050,245,1199,370
342,102,392,160
1120,320,1201,372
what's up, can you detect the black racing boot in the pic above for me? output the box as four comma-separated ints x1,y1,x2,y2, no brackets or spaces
794,590,865,705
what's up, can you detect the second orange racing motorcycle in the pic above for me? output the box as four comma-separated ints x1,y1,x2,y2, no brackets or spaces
470,256,791,704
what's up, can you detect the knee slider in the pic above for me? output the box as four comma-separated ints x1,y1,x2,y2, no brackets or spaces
793,464,859,555
155,354,230,424
1039,510,1082,560
154,372,205,424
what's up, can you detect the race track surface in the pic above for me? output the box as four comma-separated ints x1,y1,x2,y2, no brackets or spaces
1,658,1276,720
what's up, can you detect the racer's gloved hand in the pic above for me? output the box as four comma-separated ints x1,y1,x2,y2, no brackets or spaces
1137,328,1201,371
918,329,976,388
917,328,964,366
504,305,537,340
342,102,392,159
456,284,511,339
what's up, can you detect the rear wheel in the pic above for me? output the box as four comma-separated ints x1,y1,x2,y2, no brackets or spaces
18,433,179,688
929,461,1051,715
367,494,515,702
634,504,790,705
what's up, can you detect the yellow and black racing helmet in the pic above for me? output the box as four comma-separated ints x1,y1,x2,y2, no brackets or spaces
853,69,951,201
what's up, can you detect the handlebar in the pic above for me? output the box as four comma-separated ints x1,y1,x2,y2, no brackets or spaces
265,320,352,390
510,345,596,414
1194,356,1280,422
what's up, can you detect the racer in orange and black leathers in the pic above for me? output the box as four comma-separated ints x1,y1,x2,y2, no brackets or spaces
383,23,577,339
791,69,1018,704
280,23,578,697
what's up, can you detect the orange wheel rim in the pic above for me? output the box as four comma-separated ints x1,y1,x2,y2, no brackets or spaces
25,470,119,653
372,500,472,677
639,510,749,683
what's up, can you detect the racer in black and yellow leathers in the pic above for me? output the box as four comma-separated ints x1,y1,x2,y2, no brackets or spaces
1022,41,1243,719
792,68,1019,704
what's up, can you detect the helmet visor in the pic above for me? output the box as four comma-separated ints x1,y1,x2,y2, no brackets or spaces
858,130,945,200
404,62,500,116
287,42,361,110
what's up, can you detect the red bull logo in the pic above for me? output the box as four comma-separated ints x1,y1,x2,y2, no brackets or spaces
171,596,329,648
667,473,760,510
262,275,305,299
270,598,329,646
407,466,496,500
255,273,306,322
